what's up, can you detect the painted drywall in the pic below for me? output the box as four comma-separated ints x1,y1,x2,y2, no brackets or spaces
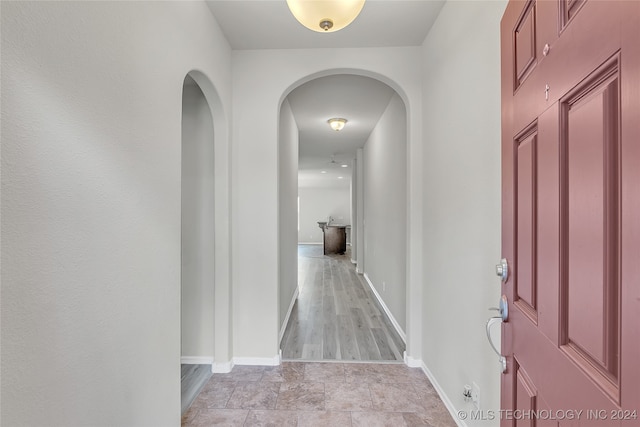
350,159,358,262
181,78,215,360
1,2,232,425
421,1,507,425
362,93,407,332
298,187,351,244
231,47,424,359
356,148,365,273
278,100,299,332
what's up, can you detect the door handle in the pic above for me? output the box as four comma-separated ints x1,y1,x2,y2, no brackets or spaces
486,295,508,373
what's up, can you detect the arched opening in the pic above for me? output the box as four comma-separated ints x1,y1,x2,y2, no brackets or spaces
278,71,409,362
180,74,215,412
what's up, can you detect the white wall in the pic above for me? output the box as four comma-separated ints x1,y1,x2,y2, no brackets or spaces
363,93,407,332
421,1,506,425
356,148,365,273
231,47,424,361
298,186,351,244
181,78,215,361
1,2,231,425
350,159,358,262
278,100,299,333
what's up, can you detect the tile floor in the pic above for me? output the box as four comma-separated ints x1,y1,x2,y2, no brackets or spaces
182,362,457,426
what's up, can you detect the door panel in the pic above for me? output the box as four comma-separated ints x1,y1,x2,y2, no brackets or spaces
514,360,537,427
620,1,640,414
535,104,559,345
501,1,639,425
515,126,538,320
514,1,537,89
561,56,620,394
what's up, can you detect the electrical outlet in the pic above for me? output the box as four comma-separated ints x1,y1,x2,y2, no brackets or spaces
463,384,472,402
471,382,480,409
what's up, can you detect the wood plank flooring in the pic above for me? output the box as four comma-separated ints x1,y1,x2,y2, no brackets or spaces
181,364,212,414
280,245,405,361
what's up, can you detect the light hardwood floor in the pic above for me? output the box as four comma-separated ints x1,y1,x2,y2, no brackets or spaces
280,245,406,361
181,364,212,414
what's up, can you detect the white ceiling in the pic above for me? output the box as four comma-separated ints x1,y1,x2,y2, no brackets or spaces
204,1,444,188
287,75,395,188
205,1,445,50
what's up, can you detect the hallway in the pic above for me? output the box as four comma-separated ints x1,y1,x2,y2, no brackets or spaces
181,362,456,426
280,245,405,361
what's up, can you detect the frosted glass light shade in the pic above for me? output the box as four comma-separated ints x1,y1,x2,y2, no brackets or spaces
328,118,347,131
286,0,366,33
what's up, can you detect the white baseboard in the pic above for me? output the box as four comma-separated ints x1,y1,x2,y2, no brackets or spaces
363,273,406,343
417,359,468,427
298,242,323,245
211,354,282,373
280,286,299,343
212,360,233,374
233,354,280,366
404,354,422,368
180,356,213,365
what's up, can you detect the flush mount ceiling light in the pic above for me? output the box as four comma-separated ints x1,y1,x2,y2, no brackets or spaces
286,0,366,33
328,118,347,131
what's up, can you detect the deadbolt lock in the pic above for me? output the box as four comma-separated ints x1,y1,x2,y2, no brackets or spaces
496,258,509,282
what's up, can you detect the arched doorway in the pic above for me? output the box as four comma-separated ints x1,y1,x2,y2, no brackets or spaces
180,74,215,412
277,72,409,362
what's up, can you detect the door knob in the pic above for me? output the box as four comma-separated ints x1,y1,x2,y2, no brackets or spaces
495,258,509,282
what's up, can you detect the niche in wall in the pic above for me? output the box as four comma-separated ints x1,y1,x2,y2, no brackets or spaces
181,75,215,361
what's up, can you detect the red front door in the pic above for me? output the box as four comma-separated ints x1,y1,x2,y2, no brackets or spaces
500,1,639,426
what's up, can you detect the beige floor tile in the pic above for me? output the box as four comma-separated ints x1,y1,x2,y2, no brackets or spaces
276,382,325,410
184,362,456,427
181,407,200,426
403,412,437,427
298,410,353,427
226,381,280,409
244,409,298,426
304,362,346,382
404,409,457,427
369,383,426,412
344,363,411,383
325,382,372,411
351,411,407,427
187,409,248,427
262,363,305,382
196,381,237,408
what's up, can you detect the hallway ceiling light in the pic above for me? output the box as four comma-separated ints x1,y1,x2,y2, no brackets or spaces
328,118,347,131
286,0,366,33
341,164,348,168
